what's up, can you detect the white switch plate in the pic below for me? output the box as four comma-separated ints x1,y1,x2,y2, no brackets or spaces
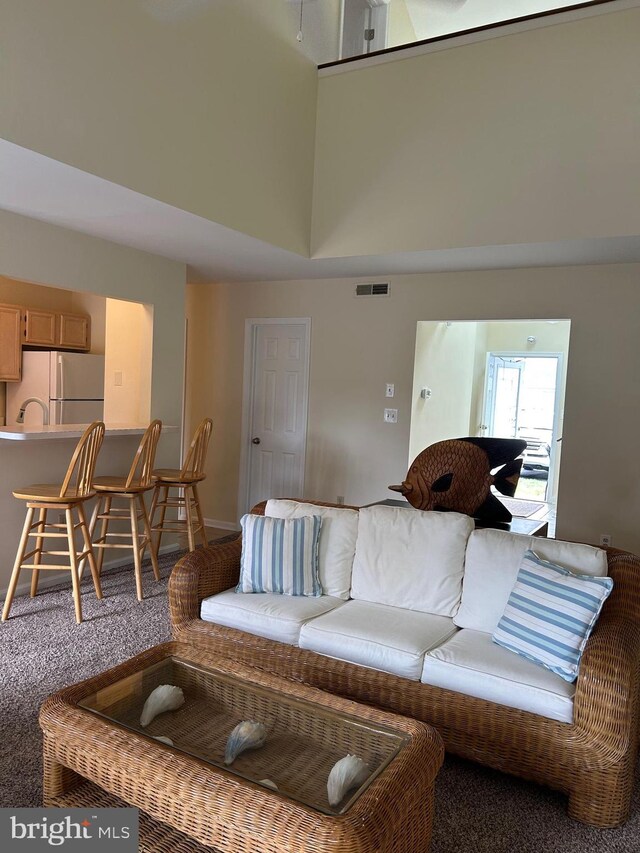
385,383,395,398
384,408,398,423
114,371,123,386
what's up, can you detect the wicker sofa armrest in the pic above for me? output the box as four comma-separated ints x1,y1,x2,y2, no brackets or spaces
572,548,640,761
169,535,242,634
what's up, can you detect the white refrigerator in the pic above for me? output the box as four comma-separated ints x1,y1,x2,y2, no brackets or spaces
7,351,105,426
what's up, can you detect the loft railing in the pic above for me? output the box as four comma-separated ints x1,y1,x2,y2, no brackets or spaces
290,0,623,69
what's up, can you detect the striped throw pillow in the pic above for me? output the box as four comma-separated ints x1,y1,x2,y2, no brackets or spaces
237,514,322,596
492,549,613,682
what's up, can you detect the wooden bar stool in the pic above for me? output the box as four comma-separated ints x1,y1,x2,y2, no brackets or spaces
87,420,162,601
1,421,105,625
149,417,212,553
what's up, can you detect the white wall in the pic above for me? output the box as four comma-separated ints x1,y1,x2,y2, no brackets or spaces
409,321,477,460
312,7,640,258
0,210,186,593
1,0,318,255
0,210,185,443
104,299,154,424
186,263,640,555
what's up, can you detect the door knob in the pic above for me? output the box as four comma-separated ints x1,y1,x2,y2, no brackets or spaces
252,437,261,445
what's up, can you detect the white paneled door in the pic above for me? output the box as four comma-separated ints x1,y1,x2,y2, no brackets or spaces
246,322,310,511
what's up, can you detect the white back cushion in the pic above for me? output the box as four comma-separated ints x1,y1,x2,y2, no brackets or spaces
265,500,358,599
454,528,608,633
350,506,475,617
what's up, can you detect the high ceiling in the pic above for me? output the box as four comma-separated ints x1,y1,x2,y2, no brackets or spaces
2,139,639,283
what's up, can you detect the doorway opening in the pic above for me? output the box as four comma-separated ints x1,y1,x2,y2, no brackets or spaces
482,353,563,502
409,320,571,525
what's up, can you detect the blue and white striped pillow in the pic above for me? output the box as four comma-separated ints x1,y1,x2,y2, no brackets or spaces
237,514,322,596
492,549,613,682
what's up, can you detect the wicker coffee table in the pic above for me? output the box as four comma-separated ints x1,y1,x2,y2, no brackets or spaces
40,642,443,853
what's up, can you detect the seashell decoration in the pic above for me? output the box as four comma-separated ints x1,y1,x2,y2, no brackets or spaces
140,684,185,728
224,720,267,765
153,735,174,746
327,754,369,806
258,779,278,791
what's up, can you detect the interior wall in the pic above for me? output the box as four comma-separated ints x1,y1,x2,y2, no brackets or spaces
389,0,418,47
2,0,318,255
186,263,640,554
409,321,477,461
312,6,640,258
104,299,153,424
0,209,185,455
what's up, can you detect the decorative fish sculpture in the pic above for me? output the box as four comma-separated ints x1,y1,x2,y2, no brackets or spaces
139,684,185,728
224,720,267,765
327,754,369,806
390,437,527,523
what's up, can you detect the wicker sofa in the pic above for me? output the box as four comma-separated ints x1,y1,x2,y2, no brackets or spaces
169,499,640,827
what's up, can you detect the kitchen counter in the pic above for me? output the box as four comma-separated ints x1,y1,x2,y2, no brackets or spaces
0,424,178,441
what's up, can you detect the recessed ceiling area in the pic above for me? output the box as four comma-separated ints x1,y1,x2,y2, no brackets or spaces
2,139,639,283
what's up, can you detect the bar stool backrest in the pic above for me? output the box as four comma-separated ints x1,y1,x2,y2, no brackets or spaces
124,420,163,489
59,421,106,498
181,417,213,479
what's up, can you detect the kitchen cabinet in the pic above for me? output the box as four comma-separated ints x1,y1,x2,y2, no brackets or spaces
58,312,90,351
0,304,22,381
22,308,91,351
24,308,57,347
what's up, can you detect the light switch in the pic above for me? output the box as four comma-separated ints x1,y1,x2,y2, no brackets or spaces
385,383,395,398
114,371,123,387
384,408,398,423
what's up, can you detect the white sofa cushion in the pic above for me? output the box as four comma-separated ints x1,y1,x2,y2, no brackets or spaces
266,499,358,600
200,588,344,645
299,599,458,680
350,506,474,616
454,528,608,634
421,628,575,723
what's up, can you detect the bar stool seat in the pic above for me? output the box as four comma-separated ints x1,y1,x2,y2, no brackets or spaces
1,421,105,625
12,485,92,501
87,420,163,601
149,418,213,553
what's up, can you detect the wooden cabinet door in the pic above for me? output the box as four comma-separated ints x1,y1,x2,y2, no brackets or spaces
58,313,90,351
24,308,57,346
0,304,23,381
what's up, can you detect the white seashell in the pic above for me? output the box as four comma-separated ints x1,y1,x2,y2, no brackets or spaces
258,778,278,791
327,754,369,806
153,736,174,746
140,684,185,727
224,720,267,765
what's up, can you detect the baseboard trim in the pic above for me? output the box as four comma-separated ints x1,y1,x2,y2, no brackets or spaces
1,543,180,598
204,517,241,532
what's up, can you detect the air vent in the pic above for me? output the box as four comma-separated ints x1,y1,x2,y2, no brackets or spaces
355,282,390,297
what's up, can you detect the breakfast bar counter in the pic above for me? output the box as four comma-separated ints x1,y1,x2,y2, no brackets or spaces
0,424,153,441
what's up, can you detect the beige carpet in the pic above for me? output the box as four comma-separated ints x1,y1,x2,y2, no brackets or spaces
1,544,638,851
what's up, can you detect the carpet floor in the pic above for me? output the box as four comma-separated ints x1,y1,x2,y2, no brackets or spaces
1,546,639,852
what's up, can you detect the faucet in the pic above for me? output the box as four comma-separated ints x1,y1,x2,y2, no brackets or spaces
16,397,50,426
